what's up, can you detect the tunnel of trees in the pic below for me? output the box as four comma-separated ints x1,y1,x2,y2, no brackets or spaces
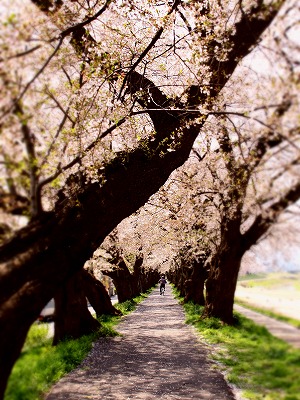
1,0,300,398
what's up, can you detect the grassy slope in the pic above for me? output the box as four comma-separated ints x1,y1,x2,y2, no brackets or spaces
236,272,300,328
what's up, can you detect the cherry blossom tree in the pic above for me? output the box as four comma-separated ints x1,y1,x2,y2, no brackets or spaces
0,0,289,396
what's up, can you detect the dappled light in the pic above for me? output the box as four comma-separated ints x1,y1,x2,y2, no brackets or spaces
45,288,236,400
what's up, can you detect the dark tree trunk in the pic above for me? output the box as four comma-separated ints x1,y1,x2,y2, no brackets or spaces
169,266,180,288
203,254,241,324
133,255,144,294
0,126,198,398
178,266,190,298
202,219,243,324
182,267,193,298
81,270,121,317
53,271,100,345
143,268,160,291
104,261,138,303
102,256,158,303
0,301,36,400
184,262,207,305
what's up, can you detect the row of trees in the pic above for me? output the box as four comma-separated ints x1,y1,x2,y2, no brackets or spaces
1,0,299,398
53,243,160,345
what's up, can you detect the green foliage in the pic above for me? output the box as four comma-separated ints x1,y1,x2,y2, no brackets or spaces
3,13,17,26
97,314,121,337
179,293,300,400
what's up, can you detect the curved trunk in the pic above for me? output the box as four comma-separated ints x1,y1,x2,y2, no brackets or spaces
0,125,198,398
53,271,100,345
104,261,137,303
133,255,144,294
82,270,121,317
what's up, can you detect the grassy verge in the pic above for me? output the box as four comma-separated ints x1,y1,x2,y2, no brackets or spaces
238,273,267,281
4,290,152,400
237,272,300,290
235,298,300,329
173,289,300,400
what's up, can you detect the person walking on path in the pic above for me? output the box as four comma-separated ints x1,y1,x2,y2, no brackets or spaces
158,274,167,295
45,286,237,400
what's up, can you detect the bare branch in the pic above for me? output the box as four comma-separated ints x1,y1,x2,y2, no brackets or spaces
192,148,207,162
45,88,75,124
14,102,41,216
0,37,64,121
0,45,42,62
242,181,300,252
40,105,71,169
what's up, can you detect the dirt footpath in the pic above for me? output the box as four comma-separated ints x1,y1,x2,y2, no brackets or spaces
45,287,237,400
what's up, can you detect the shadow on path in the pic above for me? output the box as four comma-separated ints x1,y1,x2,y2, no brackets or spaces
45,287,236,400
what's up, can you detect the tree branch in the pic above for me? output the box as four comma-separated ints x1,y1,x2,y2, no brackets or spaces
30,0,63,13
0,45,42,62
185,0,286,106
118,0,182,100
14,102,41,216
1,37,64,121
241,181,300,252
59,0,112,39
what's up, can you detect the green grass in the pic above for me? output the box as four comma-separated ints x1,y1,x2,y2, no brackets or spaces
4,325,98,400
238,272,300,290
235,298,300,329
174,289,300,400
238,273,267,281
114,291,151,315
4,290,152,400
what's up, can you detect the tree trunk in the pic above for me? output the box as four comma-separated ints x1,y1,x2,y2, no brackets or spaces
178,266,190,297
133,255,144,294
184,262,207,305
82,270,121,317
204,255,241,324
142,268,160,292
0,300,38,400
203,219,243,324
53,271,100,345
104,261,138,303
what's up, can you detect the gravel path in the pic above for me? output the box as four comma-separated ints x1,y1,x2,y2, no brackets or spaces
45,286,237,400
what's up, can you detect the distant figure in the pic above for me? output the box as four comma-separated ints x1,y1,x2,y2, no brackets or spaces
159,275,167,295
